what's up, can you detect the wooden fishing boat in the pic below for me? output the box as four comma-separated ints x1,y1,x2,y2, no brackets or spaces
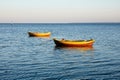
53,38,95,47
28,32,51,37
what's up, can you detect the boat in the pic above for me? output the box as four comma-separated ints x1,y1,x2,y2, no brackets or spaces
53,38,95,47
28,32,51,37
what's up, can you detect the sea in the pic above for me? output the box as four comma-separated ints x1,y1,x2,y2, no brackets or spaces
0,23,120,80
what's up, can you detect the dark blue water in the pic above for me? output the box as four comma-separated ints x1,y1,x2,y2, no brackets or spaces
0,23,120,80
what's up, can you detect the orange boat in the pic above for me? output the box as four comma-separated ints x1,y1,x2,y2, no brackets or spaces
53,38,95,47
28,32,51,37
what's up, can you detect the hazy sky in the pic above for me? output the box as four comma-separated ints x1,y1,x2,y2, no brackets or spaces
0,0,120,23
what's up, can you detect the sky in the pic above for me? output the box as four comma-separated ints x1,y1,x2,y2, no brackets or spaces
0,0,120,23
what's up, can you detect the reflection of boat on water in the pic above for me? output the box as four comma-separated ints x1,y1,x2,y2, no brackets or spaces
28,32,51,37
55,46,94,52
53,38,95,47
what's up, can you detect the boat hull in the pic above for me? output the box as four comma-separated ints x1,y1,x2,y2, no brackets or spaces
28,32,51,37
53,38,95,47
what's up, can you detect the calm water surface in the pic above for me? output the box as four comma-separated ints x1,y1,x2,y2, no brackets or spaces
0,23,120,80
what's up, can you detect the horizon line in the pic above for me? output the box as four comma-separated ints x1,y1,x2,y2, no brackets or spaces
0,22,120,24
